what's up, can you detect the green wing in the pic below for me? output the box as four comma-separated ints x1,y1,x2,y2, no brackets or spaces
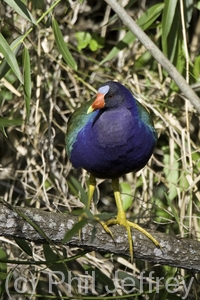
66,99,93,156
136,100,154,128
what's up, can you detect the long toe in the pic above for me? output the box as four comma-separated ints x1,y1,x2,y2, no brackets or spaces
127,220,161,248
105,215,161,262
105,216,134,262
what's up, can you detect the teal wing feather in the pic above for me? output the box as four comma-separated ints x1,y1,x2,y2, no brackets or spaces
136,100,154,127
135,100,157,139
66,99,94,156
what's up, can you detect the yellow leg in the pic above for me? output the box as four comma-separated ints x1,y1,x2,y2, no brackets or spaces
79,174,114,239
87,174,96,209
88,174,114,238
79,174,95,238
105,178,161,262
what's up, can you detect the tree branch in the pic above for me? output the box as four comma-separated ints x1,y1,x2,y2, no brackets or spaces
104,0,200,114
1,203,200,272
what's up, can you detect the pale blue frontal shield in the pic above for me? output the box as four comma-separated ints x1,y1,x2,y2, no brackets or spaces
98,85,109,95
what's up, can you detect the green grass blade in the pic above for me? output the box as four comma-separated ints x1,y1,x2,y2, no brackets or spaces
0,248,7,275
22,47,31,120
0,118,22,127
161,0,178,55
137,2,164,29
0,33,23,83
43,244,71,281
14,238,33,256
0,36,23,79
52,18,77,71
4,0,36,24
184,0,193,28
43,244,58,262
69,175,88,205
86,267,115,291
100,31,136,65
100,3,164,64
0,247,7,298
62,218,88,243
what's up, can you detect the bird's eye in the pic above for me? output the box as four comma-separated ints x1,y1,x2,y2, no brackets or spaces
108,93,114,98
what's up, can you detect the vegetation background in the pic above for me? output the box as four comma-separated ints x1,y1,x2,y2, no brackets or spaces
0,0,200,299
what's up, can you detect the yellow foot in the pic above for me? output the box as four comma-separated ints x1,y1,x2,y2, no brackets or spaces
105,213,161,262
110,178,161,262
97,218,115,240
78,212,115,242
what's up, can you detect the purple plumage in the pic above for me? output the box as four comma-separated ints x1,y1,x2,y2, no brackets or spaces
66,81,157,179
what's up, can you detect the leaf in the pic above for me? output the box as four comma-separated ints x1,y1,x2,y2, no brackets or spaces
193,56,200,80
196,1,200,10
0,34,23,83
0,248,6,299
170,39,185,88
4,0,36,24
161,1,182,69
118,271,140,290
0,127,7,137
120,182,133,212
43,244,58,262
52,18,77,70
63,218,88,243
100,31,135,65
161,0,181,74
75,32,91,51
168,25,185,89
76,32,104,52
86,267,115,291
43,244,70,282
89,39,99,52
22,47,31,120
100,3,164,64
69,175,88,205
184,0,193,29
14,238,32,256
0,118,22,127
89,33,104,52
161,0,178,43
0,248,7,280
137,2,164,29
0,35,23,79
163,150,179,201
134,50,152,70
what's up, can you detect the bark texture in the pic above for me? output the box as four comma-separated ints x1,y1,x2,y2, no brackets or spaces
0,203,199,272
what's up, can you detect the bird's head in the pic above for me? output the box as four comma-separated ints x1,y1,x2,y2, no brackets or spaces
87,81,127,114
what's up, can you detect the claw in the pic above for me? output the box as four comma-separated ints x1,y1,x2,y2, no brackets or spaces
98,219,115,240
110,178,161,262
80,175,161,262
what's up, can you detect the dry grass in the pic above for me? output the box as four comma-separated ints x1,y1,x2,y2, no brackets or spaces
0,0,200,299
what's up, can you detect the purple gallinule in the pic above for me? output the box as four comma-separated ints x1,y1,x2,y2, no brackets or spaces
66,81,160,261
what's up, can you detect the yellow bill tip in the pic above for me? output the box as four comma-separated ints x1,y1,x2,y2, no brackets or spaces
87,105,95,114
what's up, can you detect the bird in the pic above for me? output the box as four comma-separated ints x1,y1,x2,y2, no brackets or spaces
66,81,160,261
